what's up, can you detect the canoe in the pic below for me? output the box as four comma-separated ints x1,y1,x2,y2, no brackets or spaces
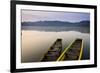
41,39,62,61
57,39,83,61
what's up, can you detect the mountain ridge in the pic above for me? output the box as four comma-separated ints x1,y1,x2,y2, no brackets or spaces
22,21,90,27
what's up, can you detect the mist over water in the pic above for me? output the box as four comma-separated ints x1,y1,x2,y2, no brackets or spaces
22,26,90,33
21,26,90,63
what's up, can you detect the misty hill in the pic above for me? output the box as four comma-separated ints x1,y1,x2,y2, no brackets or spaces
22,21,90,27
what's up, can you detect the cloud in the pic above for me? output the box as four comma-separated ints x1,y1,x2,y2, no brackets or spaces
21,10,90,22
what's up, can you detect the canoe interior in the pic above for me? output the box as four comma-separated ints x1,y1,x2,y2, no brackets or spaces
60,39,82,61
41,39,62,61
41,39,83,61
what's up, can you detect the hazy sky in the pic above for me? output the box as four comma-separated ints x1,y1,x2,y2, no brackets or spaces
21,10,90,22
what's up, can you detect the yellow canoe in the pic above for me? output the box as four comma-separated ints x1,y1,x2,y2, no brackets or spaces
57,39,83,61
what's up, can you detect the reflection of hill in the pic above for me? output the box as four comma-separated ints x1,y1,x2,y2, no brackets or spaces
22,21,90,27
22,26,90,33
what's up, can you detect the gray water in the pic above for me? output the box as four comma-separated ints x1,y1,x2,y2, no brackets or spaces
21,26,90,63
22,26,90,33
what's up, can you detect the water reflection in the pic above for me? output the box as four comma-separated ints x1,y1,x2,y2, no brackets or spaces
21,30,90,63
22,26,90,33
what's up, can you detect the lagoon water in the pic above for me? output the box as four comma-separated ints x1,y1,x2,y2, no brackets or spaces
21,26,90,63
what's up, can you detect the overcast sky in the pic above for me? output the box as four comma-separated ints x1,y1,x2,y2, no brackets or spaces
21,10,90,22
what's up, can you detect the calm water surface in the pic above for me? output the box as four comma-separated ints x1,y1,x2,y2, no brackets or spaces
21,26,90,63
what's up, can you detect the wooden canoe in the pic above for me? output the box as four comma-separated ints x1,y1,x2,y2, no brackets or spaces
57,39,83,61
